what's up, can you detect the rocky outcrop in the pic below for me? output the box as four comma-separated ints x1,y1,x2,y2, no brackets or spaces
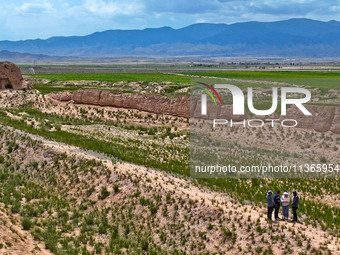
50,91,73,101
48,90,340,134
49,90,250,119
98,90,122,106
281,105,340,134
49,90,190,117
0,61,32,90
330,108,340,134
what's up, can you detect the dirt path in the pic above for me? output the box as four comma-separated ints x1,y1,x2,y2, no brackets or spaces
2,125,339,254
7,127,338,253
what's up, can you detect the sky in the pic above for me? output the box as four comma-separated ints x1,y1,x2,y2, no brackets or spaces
1,0,340,41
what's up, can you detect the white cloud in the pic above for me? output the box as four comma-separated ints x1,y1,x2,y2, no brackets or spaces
82,0,143,16
16,1,55,14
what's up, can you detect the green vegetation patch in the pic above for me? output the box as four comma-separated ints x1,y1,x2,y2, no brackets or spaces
0,109,189,176
187,71,340,92
28,73,190,84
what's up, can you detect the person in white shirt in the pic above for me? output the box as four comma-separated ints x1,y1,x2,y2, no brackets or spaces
281,192,290,220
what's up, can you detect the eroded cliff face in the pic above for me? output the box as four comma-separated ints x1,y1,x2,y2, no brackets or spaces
48,89,190,118
48,90,340,134
281,105,340,134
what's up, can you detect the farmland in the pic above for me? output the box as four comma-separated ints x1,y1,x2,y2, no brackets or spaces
0,69,339,254
186,71,340,94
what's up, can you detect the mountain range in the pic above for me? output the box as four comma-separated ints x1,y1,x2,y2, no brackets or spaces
1,18,340,58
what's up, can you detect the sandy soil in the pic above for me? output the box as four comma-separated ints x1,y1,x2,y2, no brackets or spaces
0,205,52,255
6,126,338,255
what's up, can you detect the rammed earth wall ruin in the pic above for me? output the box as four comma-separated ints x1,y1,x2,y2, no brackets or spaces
48,90,340,134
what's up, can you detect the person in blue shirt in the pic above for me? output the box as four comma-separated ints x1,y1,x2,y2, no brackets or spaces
266,190,275,221
273,190,281,220
292,190,299,222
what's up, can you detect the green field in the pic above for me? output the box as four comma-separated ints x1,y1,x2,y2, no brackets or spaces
28,71,340,97
28,73,190,84
27,73,191,97
27,72,340,110
187,71,340,93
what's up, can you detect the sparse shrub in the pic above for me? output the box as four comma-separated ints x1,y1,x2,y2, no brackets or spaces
98,187,110,200
85,214,95,225
113,184,120,193
149,204,158,215
221,227,236,243
140,197,150,206
207,223,214,230
141,239,149,251
320,156,327,163
98,224,107,235
22,217,33,230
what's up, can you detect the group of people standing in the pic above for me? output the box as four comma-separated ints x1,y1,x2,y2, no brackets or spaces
266,190,299,222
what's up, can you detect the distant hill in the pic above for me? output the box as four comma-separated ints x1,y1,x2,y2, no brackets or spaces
0,50,84,63
0,18,340,57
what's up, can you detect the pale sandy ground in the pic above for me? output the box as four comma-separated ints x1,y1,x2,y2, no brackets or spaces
0,205,52,255
208,121,340,167
4,126,338,255
0,90,339,254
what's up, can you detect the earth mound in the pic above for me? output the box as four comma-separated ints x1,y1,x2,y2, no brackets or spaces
0,61,32,90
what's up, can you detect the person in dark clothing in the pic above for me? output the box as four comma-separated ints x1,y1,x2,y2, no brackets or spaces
292,190,299,222
266,190,275,221
273,190,281,220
